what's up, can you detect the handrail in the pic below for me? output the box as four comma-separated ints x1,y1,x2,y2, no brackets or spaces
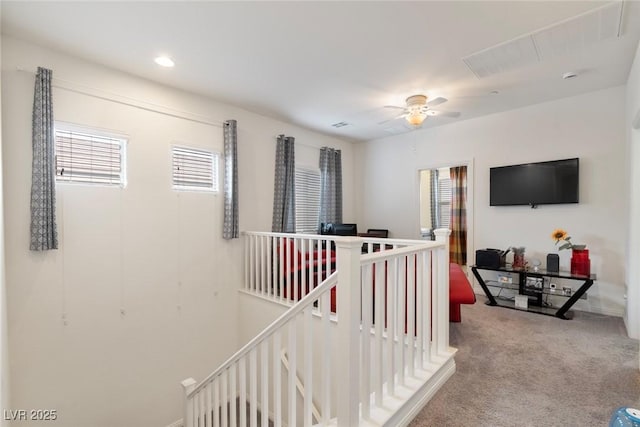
188,271,339,398
242,230,435,248
360,242,442,265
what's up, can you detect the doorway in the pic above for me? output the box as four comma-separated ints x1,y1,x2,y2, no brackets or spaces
419,164,470,266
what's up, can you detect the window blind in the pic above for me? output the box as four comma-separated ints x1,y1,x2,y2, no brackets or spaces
295,167,321,233
439,177,452,228
55,128,126,186
172,146,218,192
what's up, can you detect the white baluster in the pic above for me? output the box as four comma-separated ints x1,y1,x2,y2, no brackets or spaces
407,254,416,377
244,234,248,291
300,238,307,299
304,307,313,426
386,259,396,396
213,378,220,427
267,236,273,299
239,357,247,427
221,371,228,427
320,291,331,424
416,251,424,371
279,237,284,302
206,382,212,427
374,259,384,406
261,341,269,427
288,321,297,427
398,256,406,387
229,364,237,427
250,349,258,427
423,251,432,366
260,236,266,295
194,387,200,427
273,332,282,427
360,263,372,419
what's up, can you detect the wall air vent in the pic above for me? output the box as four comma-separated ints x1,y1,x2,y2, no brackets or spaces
463,1,623,78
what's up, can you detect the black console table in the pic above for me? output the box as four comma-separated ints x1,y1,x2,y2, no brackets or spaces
471,265,596,320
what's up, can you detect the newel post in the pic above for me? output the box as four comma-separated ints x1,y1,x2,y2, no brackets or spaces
434,228,451,354
335,236,362,427
181,377,197,427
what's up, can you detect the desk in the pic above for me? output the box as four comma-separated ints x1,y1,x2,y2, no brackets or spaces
471,265,596,320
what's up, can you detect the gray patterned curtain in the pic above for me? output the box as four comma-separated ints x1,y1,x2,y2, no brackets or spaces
318,147,342,226
30,67,58,251
223,120,239,239
272,135,295,233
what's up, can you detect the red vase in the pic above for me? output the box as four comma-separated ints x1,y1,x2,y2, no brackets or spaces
570,248,590,276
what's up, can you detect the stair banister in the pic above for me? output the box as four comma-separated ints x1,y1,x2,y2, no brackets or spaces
186,271,339,400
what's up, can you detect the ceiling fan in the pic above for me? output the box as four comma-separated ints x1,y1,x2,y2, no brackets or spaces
382,94,460,126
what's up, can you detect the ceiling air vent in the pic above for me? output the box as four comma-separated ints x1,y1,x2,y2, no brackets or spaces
331,121,350,128
463,1,623,78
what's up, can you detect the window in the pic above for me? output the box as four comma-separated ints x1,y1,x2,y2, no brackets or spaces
172,146,219,192
438,173,452,229
55,125,127,186
295,166,321,234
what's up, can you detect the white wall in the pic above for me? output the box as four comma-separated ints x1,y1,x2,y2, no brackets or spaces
1,36,356,427
0,21,9,427
356,86,628,317
625,41,640,340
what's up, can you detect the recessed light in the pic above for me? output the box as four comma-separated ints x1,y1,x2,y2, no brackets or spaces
562,71,578,80
154,56,175,67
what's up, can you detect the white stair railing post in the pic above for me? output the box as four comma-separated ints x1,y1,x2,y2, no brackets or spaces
181,377,197,427
434,228,451,353
335,237,362,427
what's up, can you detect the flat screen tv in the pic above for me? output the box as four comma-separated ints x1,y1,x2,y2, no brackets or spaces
490,158,579,207
320,223,358,236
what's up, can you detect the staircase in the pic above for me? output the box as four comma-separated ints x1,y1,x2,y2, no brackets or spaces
180,230,456,427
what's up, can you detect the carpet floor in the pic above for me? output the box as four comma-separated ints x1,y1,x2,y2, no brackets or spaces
409,300,640,427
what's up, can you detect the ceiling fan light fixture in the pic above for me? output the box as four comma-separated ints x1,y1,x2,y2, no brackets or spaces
404,94,429,125
406,110,427,126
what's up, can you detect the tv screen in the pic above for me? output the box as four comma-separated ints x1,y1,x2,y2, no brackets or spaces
320,223,358,236
490,158,579,207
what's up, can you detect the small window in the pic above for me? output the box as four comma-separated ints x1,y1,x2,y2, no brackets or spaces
295,166,321,234
438,176,452,229
172,146,219,192
55,125,127,186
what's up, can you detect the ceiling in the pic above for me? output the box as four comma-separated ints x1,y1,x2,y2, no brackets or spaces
2,1,640,142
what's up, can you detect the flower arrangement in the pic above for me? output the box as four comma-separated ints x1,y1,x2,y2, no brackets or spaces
551,229,586,250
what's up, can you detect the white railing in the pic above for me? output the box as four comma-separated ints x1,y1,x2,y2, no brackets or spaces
182,229,453,427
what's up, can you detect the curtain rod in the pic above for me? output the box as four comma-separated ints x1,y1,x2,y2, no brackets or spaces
16,66,223,128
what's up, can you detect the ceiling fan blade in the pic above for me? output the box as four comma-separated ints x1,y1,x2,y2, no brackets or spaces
378,113,406,125
431,110,461,118
383,105,406,110
427,97,447,107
